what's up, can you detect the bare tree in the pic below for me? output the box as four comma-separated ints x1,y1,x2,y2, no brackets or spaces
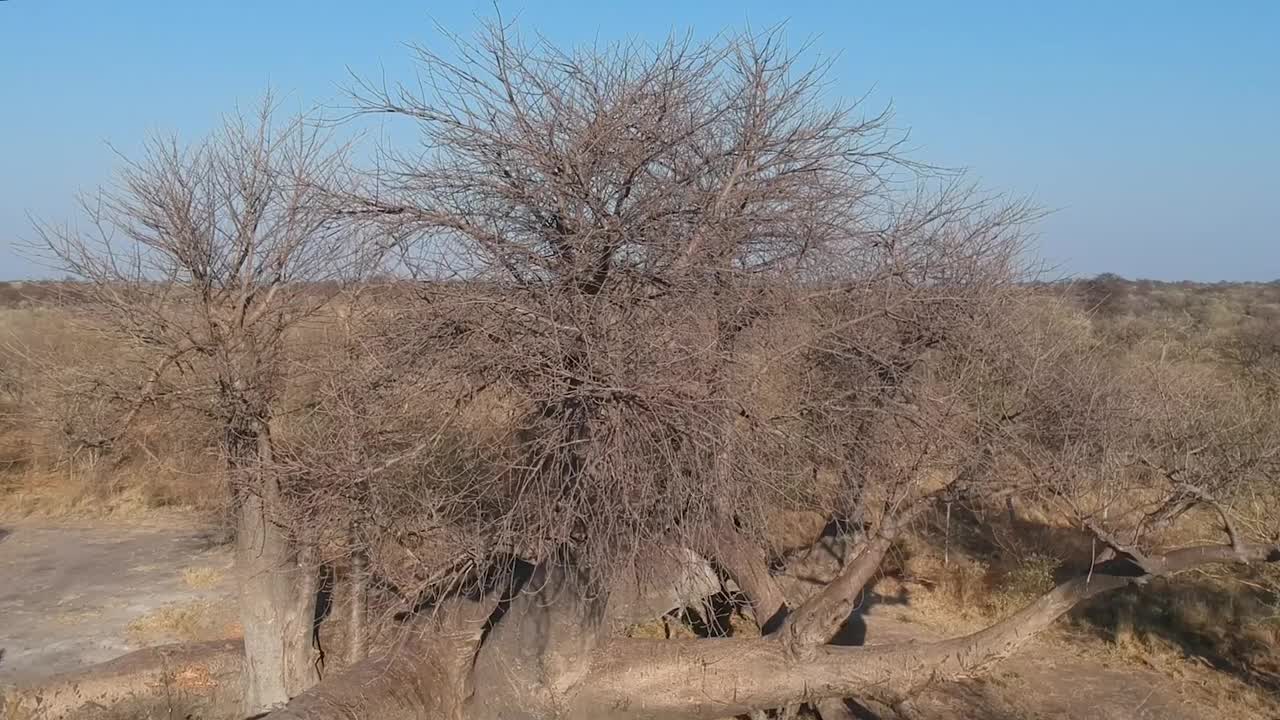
25,22,1280,720
33,98,370,715
231,23,1280,720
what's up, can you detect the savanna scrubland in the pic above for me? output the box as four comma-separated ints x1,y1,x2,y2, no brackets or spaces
2,25,1279,720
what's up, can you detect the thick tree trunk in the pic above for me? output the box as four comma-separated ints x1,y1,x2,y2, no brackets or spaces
606,546,721,630
780,535,893,650
261,633,471,720
689,516,790,632
262,542,1279,720
236,425,321,715
264,596,494,720
347,539,370,666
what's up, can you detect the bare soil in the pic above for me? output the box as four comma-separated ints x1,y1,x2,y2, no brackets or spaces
0,520,235,685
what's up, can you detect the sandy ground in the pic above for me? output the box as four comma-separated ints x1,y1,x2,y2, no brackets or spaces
0,521,235,685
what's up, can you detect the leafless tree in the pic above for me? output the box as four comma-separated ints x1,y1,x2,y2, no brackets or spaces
24,21,1280,720
32,98,372,715
235,23,1280,720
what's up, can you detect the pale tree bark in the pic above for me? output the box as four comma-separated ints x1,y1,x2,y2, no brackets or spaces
263,596,494,720
236,423,321,715
347,534,370,666
465,558,609,720
696,511,911,720
689,517,790,632
605,547,721,631
779,503,935,653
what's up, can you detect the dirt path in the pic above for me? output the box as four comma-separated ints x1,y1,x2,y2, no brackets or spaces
0,521,235,685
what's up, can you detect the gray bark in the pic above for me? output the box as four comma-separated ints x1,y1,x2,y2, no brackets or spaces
236,426,321,715
605,547,721,630
347,540,370,666
263,596,494,720
780,535,893,650
689,517,789,631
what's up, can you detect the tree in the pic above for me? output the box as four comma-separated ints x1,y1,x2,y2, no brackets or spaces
248,24,1280,720
34,99,370,715
26,23,1280,720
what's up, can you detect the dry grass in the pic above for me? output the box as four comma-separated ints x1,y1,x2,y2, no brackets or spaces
1073,609,1280,719
877,517,1280,718
181,567,227,591
0,306,227,521
125,601,240,646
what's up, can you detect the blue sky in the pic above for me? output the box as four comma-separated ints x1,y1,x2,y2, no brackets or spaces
1,1,1276,280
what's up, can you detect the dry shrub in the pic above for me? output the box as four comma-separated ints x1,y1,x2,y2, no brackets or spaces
1073,572,1280,684
0,306,234,518
992,553,1060,614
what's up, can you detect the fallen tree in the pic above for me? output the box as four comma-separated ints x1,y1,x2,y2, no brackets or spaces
258,542,1280,720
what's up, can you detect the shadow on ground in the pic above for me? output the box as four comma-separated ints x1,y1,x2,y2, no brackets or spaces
887,499,1280,710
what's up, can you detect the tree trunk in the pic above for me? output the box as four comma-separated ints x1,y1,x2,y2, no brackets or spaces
236,423,321,715
260,541,1278,720
265,596,494,720
347,529,370,666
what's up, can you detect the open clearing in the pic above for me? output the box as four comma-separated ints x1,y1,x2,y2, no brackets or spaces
0,520,235,685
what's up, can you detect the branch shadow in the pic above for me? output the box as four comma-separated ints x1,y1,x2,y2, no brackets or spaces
1070,577,1280,694
915,499,1280,696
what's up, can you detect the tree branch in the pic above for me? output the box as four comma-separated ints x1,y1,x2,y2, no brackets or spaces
688,517,789,632
568,542,1280,720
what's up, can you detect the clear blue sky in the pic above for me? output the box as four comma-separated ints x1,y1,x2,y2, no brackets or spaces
2,1,1276,281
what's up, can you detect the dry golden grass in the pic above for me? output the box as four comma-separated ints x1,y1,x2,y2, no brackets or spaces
878,519,1280,719
0,306,227,520
125,600,240,646
181,566,227,591
1074,618,1280,718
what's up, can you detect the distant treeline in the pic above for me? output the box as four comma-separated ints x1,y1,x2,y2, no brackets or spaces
3,275,1279,312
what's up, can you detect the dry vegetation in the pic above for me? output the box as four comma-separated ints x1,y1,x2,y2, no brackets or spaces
3,22,1279,720
126,600,240,647
5,276,1279,714
867,276,1280,712
0,287,225,518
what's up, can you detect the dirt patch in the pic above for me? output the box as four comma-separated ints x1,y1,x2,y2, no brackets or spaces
0,521,236,685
